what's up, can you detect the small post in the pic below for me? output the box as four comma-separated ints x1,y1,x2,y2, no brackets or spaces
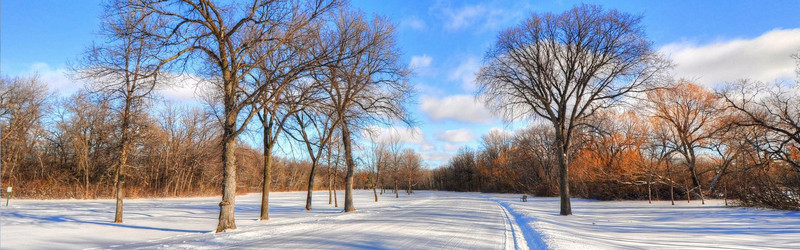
6,186,12,207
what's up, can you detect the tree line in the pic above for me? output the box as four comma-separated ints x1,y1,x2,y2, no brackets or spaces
436,78,800,211
429,4,800,214
0,0,436,232
436,49,800,212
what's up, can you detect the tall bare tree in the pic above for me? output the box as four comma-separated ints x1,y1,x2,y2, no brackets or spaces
314,10,411,212
287,105,338,211
133,0,337,232
367,136,388,202
477,4,667,215
251,16,329,219
647,81,722,204
74,0,172,223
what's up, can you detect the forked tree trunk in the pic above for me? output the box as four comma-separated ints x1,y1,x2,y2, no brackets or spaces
686,182,691,203
341,124,356,212
216,136,238,232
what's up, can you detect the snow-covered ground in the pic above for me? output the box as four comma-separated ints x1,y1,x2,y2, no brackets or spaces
1,191,798,249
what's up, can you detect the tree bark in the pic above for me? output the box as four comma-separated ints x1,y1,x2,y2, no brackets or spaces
342,124,356,212
328,170,333,205
305,159,318,210
407,178,412,195
113,161,124,223
557,133,572,216
216,135,237,232
260,131,272,220
113,99,132,224
373,182,378,202
647,171,652,204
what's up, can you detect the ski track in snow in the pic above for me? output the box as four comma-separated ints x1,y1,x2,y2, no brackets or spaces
2,191,800,249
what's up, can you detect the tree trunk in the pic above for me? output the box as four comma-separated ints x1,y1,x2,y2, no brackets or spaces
260,135,272,220
373,182,378,202
334,185,338,208
647,171,652,204
394,179,399,198
669,163,675,205
216,136,237,232
374,166,379,201
113,160,124,223
328,171,333,205
686,182,691,203
557,135,572,216
114,101,132,224
305,160,318,210
341,124,356,212
688,152,705,204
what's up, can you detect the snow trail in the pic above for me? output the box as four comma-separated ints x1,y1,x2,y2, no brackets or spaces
475,194,548,250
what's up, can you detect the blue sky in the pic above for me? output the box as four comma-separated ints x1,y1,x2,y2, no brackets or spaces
3,0,800,167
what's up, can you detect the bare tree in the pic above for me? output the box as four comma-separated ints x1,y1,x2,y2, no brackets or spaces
647,81,722,204
251,19,329,219
132,0,337,232
401,148,421,195
720,78,800,172
477,4,667,215
74,0,172,223
287,105,338,211
368,136,388,202
386,135,402,198
314,10,411,212
0,76,51,189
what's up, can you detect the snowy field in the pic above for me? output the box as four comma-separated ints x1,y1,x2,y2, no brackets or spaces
1,190,799,249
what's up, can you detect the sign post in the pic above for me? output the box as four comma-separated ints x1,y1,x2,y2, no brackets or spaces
6,186,12,207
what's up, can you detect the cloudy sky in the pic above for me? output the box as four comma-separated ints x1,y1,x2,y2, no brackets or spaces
2,0,799,167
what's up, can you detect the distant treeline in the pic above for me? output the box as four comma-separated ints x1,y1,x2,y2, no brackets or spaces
434,81,800,211
0,76,433,199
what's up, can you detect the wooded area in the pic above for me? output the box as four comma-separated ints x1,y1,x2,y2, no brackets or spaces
436,78,800,211
1,1,799,237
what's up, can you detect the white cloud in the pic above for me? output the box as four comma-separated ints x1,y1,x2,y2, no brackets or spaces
443,143,461,152
488,127,513,138
158,74,204,102
25,63,205,104
363,125,425,144
437,129,474,143
448,56,481,91
420,144,435,151
420,95,496,123
661,28,800,88
409,54,433,70
441,4,485,30
431,2,526,31
420,152,452,162
27,62,83,96
401,16,426,31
